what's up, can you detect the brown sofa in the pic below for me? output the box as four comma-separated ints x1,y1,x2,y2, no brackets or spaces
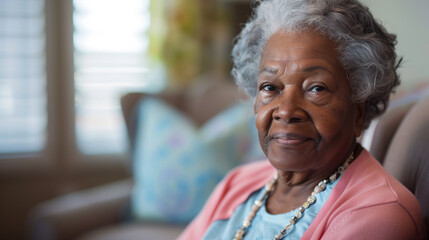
28,79,245,240
368,90,429,238
29,85,429,240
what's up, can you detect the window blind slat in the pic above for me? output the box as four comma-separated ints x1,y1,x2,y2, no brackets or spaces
73,0,155,155
0,17,44,36
0,0,46,154
0,0,44,17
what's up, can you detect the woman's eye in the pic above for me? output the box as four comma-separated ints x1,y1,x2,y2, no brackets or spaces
262,84,276,92
310,85,326,92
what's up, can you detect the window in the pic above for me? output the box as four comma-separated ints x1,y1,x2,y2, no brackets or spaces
1,0,163,164
73,0,158,155
0,0,47,154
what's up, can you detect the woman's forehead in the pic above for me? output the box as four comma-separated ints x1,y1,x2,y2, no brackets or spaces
259,30,344,76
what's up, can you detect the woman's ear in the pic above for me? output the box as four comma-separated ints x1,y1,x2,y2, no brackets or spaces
354,102,365,137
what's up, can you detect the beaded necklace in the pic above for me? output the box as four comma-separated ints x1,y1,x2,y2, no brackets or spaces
233,152,355,240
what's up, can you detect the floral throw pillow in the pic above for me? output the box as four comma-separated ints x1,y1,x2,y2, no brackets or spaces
131,97,264,223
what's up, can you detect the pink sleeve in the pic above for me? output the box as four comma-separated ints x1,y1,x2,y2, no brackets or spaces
176,160,274,240
322,203,423,240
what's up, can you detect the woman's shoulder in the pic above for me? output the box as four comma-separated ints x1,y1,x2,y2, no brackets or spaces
343,149,419,208
187,159,276,227
320,149,424,238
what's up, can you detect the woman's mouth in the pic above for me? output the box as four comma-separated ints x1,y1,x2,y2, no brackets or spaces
271,132,311,146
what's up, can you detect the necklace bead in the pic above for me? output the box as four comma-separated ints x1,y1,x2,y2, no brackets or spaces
294,210,302,219
233,151,355,240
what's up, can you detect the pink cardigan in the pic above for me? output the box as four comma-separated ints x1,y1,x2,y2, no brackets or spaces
177,150,424,239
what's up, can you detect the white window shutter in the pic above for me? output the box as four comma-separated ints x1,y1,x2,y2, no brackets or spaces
0,0,47,154
73,0,158,155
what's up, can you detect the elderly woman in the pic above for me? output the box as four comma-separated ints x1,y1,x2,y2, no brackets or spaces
178,0,424,239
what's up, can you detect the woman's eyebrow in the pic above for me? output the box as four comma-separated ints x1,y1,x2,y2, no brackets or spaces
259,67,279,76
302,65,333,74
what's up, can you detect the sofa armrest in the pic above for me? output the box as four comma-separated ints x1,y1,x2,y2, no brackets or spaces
29,179,133,240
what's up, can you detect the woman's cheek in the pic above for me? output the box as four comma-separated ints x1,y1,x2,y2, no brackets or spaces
254,105,273,136
313,106,346,139
254,110,270,155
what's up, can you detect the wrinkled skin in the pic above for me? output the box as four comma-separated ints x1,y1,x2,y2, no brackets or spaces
254,30,365,213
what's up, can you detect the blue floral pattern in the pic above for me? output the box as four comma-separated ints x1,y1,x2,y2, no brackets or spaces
131,98,265,223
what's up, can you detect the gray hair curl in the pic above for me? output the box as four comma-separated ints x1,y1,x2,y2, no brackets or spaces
231,0,401,129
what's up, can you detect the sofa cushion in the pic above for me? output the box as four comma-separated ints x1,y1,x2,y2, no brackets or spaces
131,97,264,223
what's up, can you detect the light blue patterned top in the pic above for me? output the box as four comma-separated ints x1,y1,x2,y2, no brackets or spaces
202,175,341,240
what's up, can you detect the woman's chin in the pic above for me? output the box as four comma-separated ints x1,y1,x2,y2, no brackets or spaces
266,142,318,171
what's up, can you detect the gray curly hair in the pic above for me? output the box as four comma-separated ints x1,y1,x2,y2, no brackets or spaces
231,0,401,129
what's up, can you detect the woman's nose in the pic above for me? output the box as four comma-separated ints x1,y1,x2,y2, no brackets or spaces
272,90,308,123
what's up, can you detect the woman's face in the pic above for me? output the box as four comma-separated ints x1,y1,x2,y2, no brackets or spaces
254,30,365,173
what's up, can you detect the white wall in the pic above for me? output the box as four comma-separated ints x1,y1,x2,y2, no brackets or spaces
360,0,429,91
